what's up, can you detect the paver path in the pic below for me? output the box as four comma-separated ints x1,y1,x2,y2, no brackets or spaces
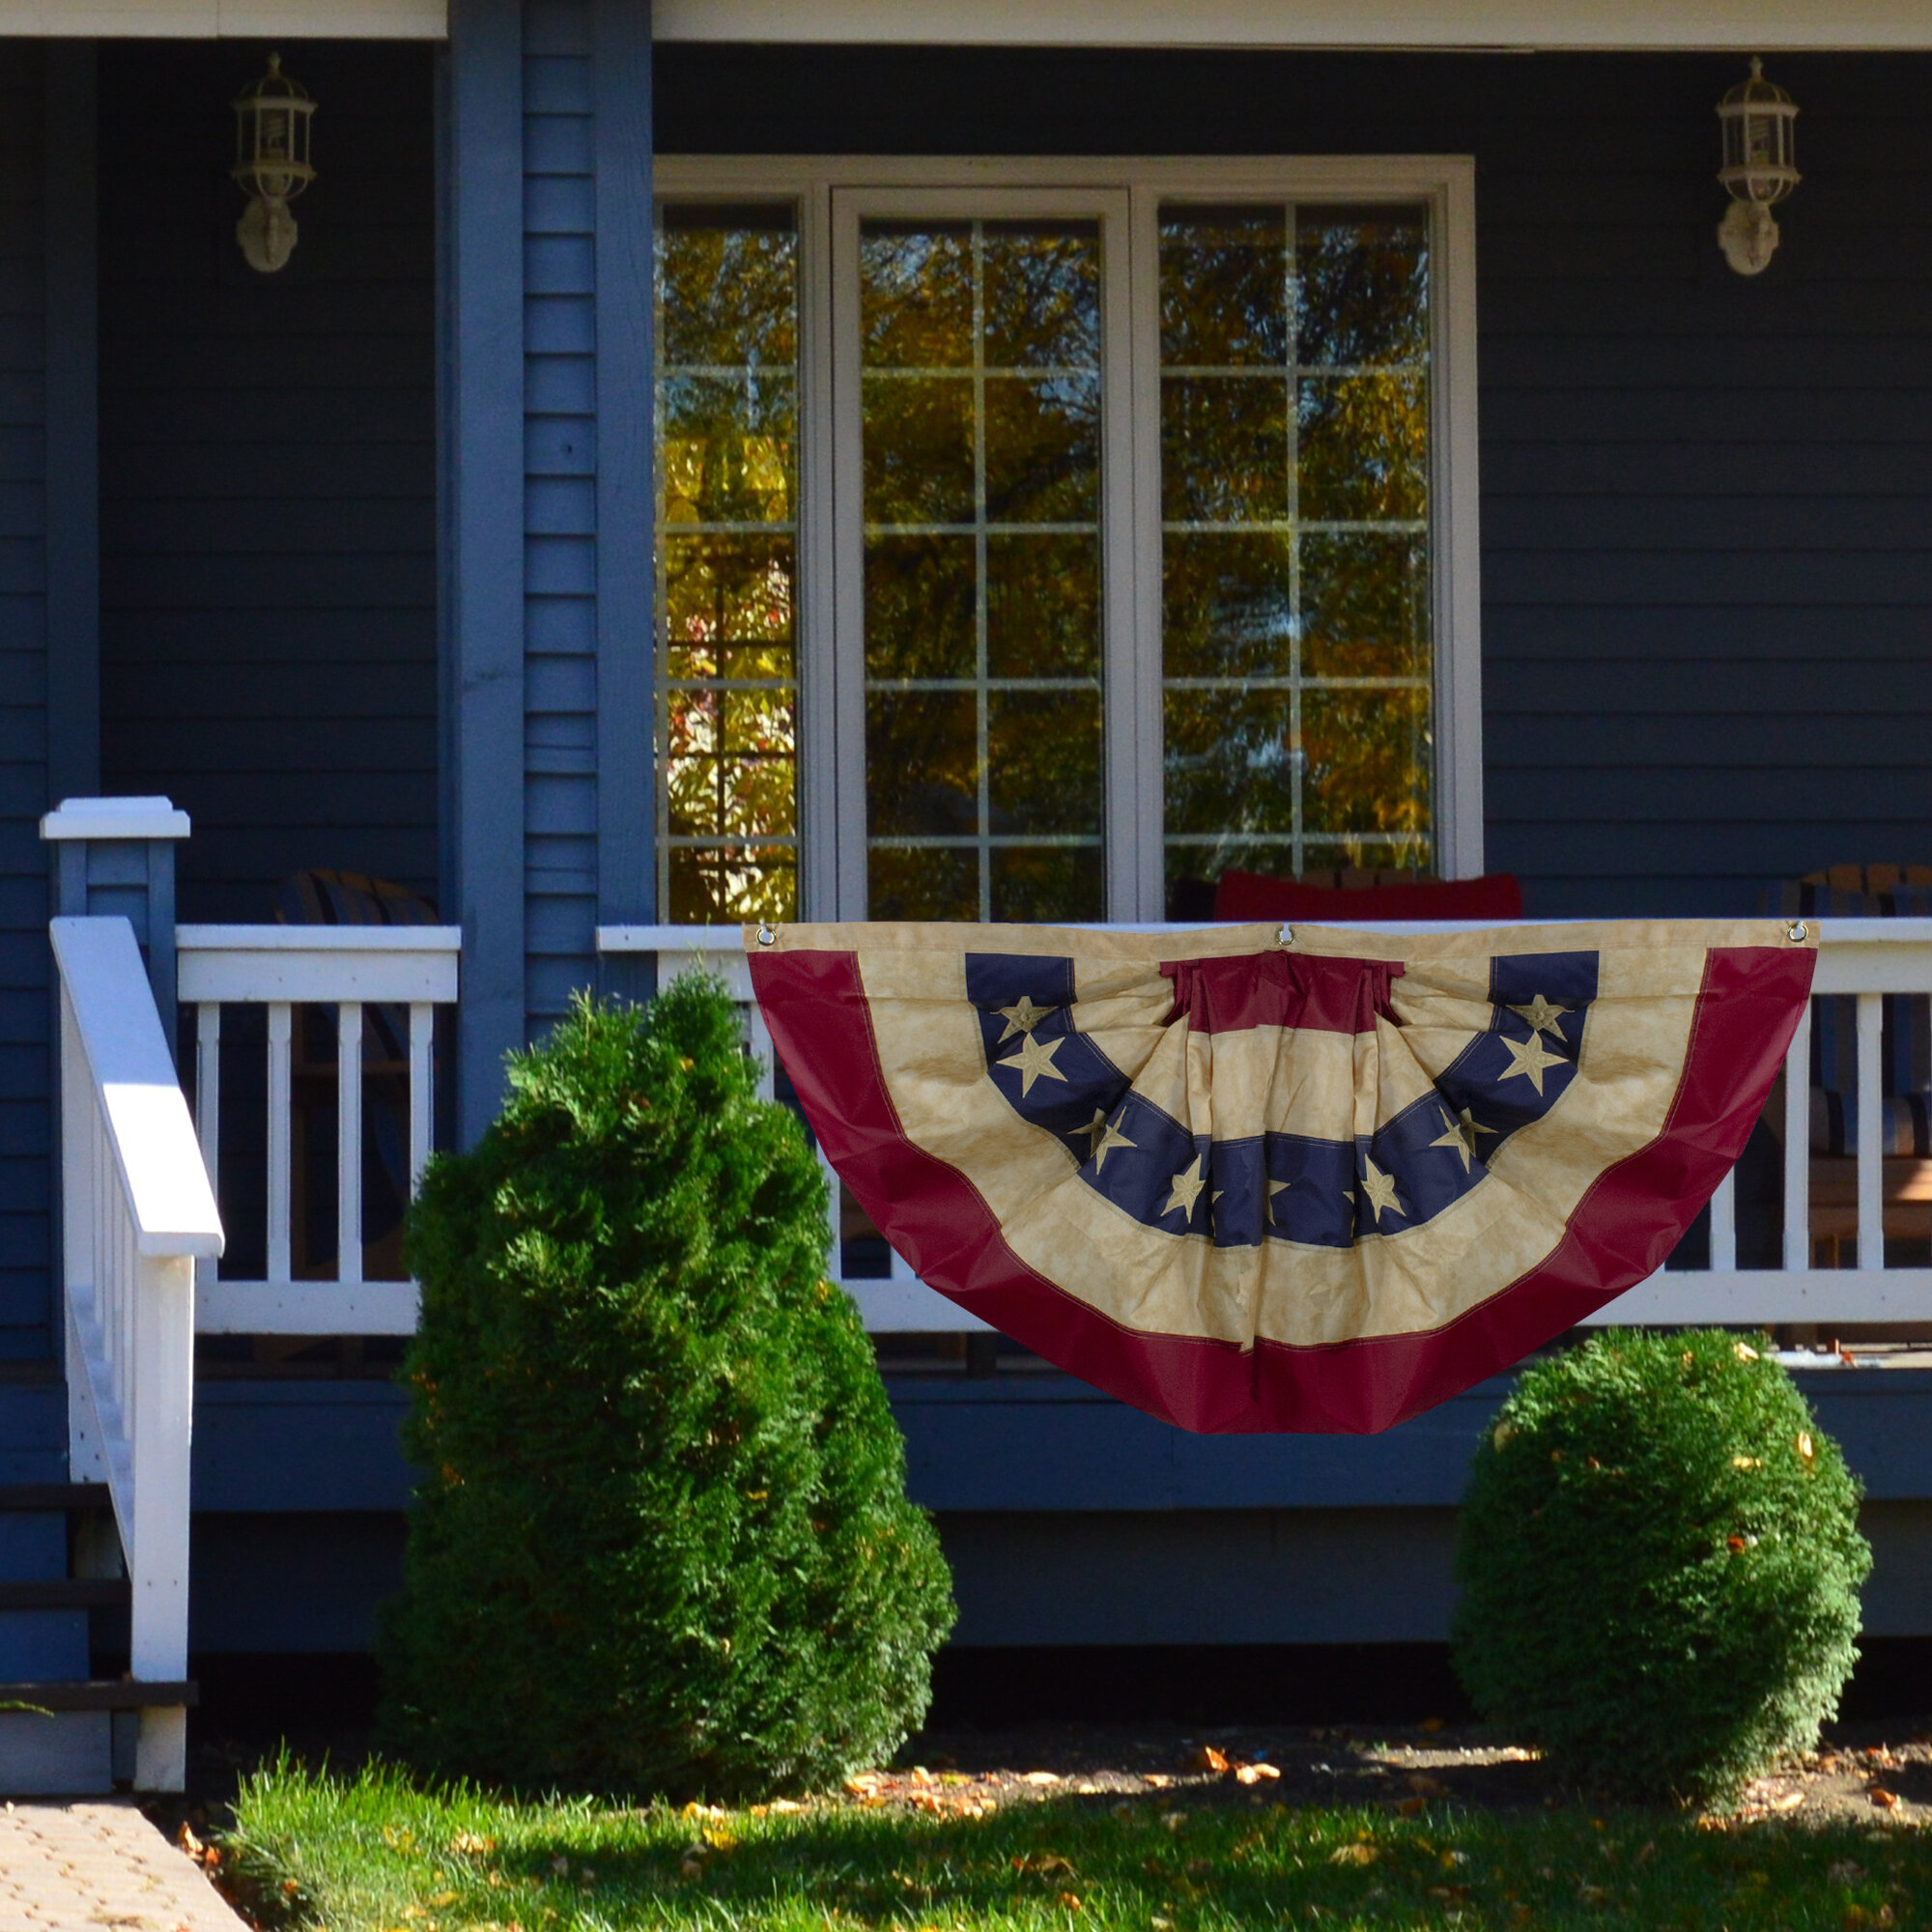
0,1802,244,1931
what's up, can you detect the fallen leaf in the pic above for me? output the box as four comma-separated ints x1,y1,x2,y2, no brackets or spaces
1142,1773,1174,1788
1329,1842,1378,1866
450,1833,497,1857
1058,1893,1083,1912
428,1893,458,1909
1799,1431,1817,1467
1022,1771,1063,1786
1727,1535,1747,1553
1196,1746,1231,1774
1734,1341,1760,1361
1013,1853,1075,1877
1870,1786,1901,1809
1236,1763,1282,1784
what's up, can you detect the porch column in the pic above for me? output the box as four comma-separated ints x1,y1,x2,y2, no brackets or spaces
441,0,527,1144
593,0,655,1004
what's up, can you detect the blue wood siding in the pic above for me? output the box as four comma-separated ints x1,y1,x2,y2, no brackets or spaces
180,1370,1932,1648
0,48,47,1359
656,47,1932,918
97,43,438,925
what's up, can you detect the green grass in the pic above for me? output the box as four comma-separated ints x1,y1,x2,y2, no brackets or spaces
222,1756,1925,1932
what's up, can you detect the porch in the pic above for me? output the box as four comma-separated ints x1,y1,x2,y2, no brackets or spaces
2,8,1932,1792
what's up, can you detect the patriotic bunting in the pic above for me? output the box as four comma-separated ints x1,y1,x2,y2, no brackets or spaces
749,921,1815,1435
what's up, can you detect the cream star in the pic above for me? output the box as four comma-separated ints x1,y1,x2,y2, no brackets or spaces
1165,1154,1208,1223
1001,1029,1067,1097
997,993,1055,1042
1429,1105,1498,1173
1509,993,1571,1041
1359,1156,1403,1225
1266,1177,1291,1225
1075,1107,1136,1172
1497,1032,1568,1096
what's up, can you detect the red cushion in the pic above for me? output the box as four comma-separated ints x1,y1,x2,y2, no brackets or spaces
1212,869,1524,923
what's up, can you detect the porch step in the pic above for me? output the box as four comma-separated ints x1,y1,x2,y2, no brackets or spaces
0,1485,109,1513
0,1680,196,1712
0,1579,127,1611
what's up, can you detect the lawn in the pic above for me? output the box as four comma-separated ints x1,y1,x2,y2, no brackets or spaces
219,1756,1927,1932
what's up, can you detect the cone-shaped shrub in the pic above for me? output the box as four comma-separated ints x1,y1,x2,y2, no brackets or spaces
378,980,955,1799
1453,1329,1868,1805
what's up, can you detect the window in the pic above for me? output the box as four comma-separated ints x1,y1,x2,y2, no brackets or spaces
654,160,1480,925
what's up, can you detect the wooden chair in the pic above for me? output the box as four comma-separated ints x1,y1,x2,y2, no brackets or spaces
1766,866,1932,1265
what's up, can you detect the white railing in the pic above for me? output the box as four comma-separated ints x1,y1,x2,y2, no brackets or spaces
600,919,1932,1333
178,925,461,1335
52,917,222,1792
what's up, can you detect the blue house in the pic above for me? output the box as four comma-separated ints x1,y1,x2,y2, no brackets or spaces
4,0,1932,1794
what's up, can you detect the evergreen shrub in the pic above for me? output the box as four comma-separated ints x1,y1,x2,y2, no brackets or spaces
1452,1329,1869,1805
378,980,955,1800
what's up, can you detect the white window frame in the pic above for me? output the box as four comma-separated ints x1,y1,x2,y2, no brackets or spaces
655,155,1484,923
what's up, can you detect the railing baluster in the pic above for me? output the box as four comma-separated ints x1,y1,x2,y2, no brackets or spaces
1782,1000,1811,1274
1858,990,1885,1271
337,1001,363,1286
194,1003,220,1293
1709,1168,1737,1273
409,1001,433,1194
268,1001,293,1285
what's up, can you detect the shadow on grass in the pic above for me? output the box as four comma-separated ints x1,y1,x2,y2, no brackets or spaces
221,1755,1932,1932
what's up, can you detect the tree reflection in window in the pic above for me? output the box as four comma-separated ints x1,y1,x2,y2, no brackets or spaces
1160,203,1432,895
861,219,1105,923
655,204,800,923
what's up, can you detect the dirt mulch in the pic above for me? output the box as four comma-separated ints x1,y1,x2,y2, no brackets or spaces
851,1719,1932,1825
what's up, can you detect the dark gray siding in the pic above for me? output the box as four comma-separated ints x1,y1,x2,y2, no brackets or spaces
656,47,1932,919
0,47,45,1358
97,42,438,925
524,0,601,1024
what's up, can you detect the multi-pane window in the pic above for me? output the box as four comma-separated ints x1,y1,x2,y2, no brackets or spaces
860,219,1105,922
652,165,1475,926
1159,203,1432,893
653,204,801,923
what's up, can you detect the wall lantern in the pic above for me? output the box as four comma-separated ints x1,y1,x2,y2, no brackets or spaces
232,53,316,274
1716,57,1799,275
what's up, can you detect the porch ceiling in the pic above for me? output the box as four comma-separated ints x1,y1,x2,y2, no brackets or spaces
0,0,441,34
655,0,1932,51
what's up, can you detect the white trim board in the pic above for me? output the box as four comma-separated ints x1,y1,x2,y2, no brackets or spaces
0,0,443,34
657,0,1932,49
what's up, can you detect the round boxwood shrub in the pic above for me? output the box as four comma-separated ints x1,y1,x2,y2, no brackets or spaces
1452,1329,1869,1805
377,980,955,1800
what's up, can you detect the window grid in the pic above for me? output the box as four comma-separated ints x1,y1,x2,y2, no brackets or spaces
862,217,1105,922
653,212,802,924
1158,202,1433,886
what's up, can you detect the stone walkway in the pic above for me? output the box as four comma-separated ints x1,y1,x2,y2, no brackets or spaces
0,1802,244,1931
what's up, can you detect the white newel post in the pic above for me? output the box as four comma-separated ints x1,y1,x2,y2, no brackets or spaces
41,797,192,1030
130,1248,194,1791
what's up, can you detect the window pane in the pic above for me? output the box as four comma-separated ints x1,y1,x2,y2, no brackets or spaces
656,203,799,923
862,217,1105,923
1158,202,1433,901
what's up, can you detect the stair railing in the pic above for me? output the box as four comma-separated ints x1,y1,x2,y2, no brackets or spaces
51,916,222,1792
